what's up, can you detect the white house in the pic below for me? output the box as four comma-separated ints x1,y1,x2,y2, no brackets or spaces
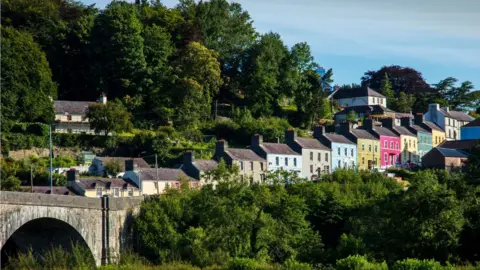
250,134,302,177
54,94,107,134
425,103,473,141
329,86,386,108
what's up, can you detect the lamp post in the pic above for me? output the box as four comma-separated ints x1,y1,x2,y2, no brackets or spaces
49,123,53,194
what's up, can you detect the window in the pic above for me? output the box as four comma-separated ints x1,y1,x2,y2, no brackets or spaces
368,145,372,152
362,157,365,164
260,162,264,171
344,148,347,156
67,115,72,121
324,165,329,173
338,148,341,155
404,138,407,146
275,157,279,166
293,158,297,167
338,160,341,168
96,188,102,197
448,130,451,138
396,142,399,150
175,183,180,189
374,145,378,152
325,153,328,162
351,161,355,168
318,153,321,161
390,142,394,149
310,152,313,161
351,149,354,156
310,165,313,173
113,188,120,197
384,141,387,148
362,144,365,151
409,140,411,148
128,188,133,197
285,158,288,166
384,153,388,164
344,162,347,168
240,161,244,170
250,162,254,170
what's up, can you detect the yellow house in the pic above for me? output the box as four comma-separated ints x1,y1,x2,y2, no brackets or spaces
66,169,141,197
424,121,446,146
338,122,380,171
394,126,418,165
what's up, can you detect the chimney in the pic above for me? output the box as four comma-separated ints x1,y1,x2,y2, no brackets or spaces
251,134,263,148
215,140,228,160
339,121,352,134
67,169,79,182
414,113,424,125
99,93,107,105
400,117,411,127
442,106,449,112
183,151,194,165
363,118,374,130
381,118,395,129
125,159,138,172
313,126,326,139
285,128,296,143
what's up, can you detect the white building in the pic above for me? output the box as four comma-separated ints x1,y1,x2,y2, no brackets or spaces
54,94,107,134
329,86,386,108
425,103,473,141
250,134,302,177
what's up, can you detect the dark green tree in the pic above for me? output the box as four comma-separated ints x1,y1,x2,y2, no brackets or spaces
86,100,133,136
379,73,395,109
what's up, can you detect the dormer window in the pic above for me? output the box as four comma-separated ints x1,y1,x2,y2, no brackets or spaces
67,115,72,121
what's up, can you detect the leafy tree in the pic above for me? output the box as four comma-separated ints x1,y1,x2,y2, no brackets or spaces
86,100,133,136
395,92,416,113
91,1,147,100
104,160,122,177
1,26,56,123
1,175,22,191
435,77,478,111
347,110,358,123
379,73,395,109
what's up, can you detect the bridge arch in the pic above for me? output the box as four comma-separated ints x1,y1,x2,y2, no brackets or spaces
1,217,96,267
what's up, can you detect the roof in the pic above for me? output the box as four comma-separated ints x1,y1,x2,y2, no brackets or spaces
96,157,150,171
438,139,479,150
139,168,195,181
423,121,444,132
350,129,378,140
54,100,94,116
225,148,266,161
77,178,138,189
373,126,399,137
463,118,480,127
331,87,385,99
194,159,218,171
411,124,430,134
440,109,474,122
435,147,471,158
20,186,76,196
295,137,331,150
335,105,394,116
395,113,413,119
261,143,300,155
323,133,356,145
394,126,416,137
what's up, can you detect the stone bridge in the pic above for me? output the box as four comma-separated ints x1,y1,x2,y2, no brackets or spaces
0,191,144,266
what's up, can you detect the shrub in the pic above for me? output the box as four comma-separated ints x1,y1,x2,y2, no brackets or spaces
336,255,387,270
4,249,40,270
391,258,448,270
228,258,274,270
283,258,311,270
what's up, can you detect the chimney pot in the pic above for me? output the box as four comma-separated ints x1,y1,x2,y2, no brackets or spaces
285,129,296,143
67,169,79,182
215,140,228,160
313,126,326,139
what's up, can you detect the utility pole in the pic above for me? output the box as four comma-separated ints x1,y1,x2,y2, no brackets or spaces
30,165,33,193
155,154,159,194
49,124,53,195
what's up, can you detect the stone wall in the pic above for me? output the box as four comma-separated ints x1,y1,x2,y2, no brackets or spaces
6,147,104,160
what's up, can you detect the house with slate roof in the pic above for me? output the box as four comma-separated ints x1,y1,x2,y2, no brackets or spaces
381,118,418,165
66,169,140,197
362,119,401,168
425,103,473,140
400,115,433,163
461,118,480,140
422,147,470,172
123,167,198,195
89,156,150,177
54,94,107,134
438,139,480,153
329,86,387,108
285,129,331,179
182,151,218,184
314,126,357,171
214,140,267,183
337,122,380,171
250,134,302,176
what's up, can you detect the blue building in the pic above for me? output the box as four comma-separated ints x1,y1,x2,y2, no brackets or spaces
313,126,357,171
461,119,480,140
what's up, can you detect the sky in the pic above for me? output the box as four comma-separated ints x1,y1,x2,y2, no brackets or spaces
82,0,480,88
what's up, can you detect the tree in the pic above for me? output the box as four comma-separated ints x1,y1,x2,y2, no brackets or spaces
1,26,56,123
294,70,329,128
347,110,358,123
1,176,21,191
91,1,147,100
379,73,395,109
104,160,122,177
86,100,133,136
395,92,416,113
435,77,478,111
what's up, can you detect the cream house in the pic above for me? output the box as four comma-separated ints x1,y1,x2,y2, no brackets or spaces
123,168,198,195
66,169,140,197
425,103,473,140
54,94,107,134
214,140,267,183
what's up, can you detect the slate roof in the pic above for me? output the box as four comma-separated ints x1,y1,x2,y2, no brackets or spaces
261,143,300,155
423,121,444,132
373,126,399,137
440,109,474,122
194,159,219,171
139,168,195,181
96,157,150,171
77,178,138,189
436,147,471,158
331,87,385,99
463,118,480,127
295,137,331,150
350,129,378,140
54,100,94,116
21,186,76,196
394,126,416,137
225,148,266,161
323,133,356,144
411,124,430,134
335,105,394,116
438,139,479,150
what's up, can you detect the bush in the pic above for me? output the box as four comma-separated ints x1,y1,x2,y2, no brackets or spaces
391,258,448,270
336,255,387,270
227,258,275,270
283,258,311,270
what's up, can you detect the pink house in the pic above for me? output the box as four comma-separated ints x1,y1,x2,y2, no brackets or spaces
363,119,401,168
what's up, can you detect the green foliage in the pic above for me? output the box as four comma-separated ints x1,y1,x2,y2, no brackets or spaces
336,255,387,270
104,159,122,176
87,99,133,136
391,258,446,270
1,175,22,191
